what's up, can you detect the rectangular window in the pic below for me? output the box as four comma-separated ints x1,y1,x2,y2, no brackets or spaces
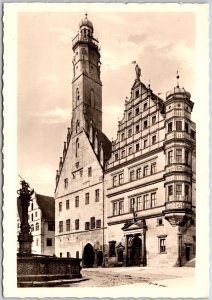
128,128,132,138
135,124,139,134
113,175,117,187
121,132,125,141
36,238,39,246
157,218,163,226
75,219,79,230
185,184,189,201
60,252,62,258
143,120,148,129
96,219,101,228
75,196,79,208
113,202,118,216
31,213,33,221
176,184,182,199
129,170,135,182
135,106,139,115
88,167,92,177
152,135,156,145
151,163,156,174
119,173,124,185
66,219,70,231
136,143,140,152
59,202,62,212
121,150,125,158
143,166,148,177
115,153,118,161
59,221,63,233
137,196,142,210
144,139,148,148
67,252,70,258
144,194,149,209
136,168,141,179
85,192,89,205
46,238,52,247
176,149,182,163
85,222,90,230
185,150,189,164
168,122,173,133
119,201,124,215
152,115,156,125
66,199,70,210
64,178,68,189
35,211,37,217
128,147,133,155
143,102,148,111
151,193,156,208
76,251,79,259
135,90,139,98
168,185,173,200
48,223,55,231
185,122,189,133
176,120,182,131
130,198,136,212
90,217,95,229
95,189,99,202
159,238,166,253
168,150,173,165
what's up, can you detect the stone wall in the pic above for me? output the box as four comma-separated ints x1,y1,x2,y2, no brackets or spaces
17,254,81,283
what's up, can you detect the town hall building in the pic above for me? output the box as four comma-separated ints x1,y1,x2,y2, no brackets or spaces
54,14,196,268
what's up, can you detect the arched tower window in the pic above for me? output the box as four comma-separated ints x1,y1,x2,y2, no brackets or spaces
76,88,80,103
76,138,79,157
76,120,80,133
91,89,95,108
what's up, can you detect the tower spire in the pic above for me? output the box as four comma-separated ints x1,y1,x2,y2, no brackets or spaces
176,70,180,88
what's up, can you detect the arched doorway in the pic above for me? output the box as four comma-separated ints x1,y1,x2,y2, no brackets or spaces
83,243,95,268
97,251,103,266
131,237,142,266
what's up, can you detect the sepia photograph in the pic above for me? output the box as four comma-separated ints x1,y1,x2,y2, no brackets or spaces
3,3,209,298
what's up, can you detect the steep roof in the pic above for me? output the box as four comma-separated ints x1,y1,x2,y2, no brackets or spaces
93,127,112,165
35,193,55,221
17,193,55,222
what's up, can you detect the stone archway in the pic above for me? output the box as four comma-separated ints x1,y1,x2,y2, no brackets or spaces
83,243,95,268
131,236,142,266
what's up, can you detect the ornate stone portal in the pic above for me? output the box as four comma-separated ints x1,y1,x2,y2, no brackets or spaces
17,180,34,255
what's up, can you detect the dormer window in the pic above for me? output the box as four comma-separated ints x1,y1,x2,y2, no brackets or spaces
128,128,132,138
143,120,148,129
128,111,132,120
135,90,139,98
143,102,148,111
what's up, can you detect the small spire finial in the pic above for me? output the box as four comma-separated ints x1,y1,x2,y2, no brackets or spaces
148,79,151,88
85,12,88,19
176,70,180,88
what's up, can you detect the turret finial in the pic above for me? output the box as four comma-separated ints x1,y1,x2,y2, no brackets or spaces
176,70,180,88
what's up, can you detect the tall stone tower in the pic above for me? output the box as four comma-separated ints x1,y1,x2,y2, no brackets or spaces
55,15,111,265
71,13,102,136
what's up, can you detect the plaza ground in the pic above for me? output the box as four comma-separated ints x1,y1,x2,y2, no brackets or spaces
60,265,195,288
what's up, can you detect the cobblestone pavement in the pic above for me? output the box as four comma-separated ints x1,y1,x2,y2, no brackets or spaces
61,266,195,288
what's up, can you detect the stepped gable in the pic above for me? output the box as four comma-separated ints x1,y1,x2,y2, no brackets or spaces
35,193,55,221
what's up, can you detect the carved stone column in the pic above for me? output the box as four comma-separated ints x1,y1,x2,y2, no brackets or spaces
17,180,34,255
177,233,182,267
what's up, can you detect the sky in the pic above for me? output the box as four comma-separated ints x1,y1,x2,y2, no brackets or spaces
17,10,196,196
